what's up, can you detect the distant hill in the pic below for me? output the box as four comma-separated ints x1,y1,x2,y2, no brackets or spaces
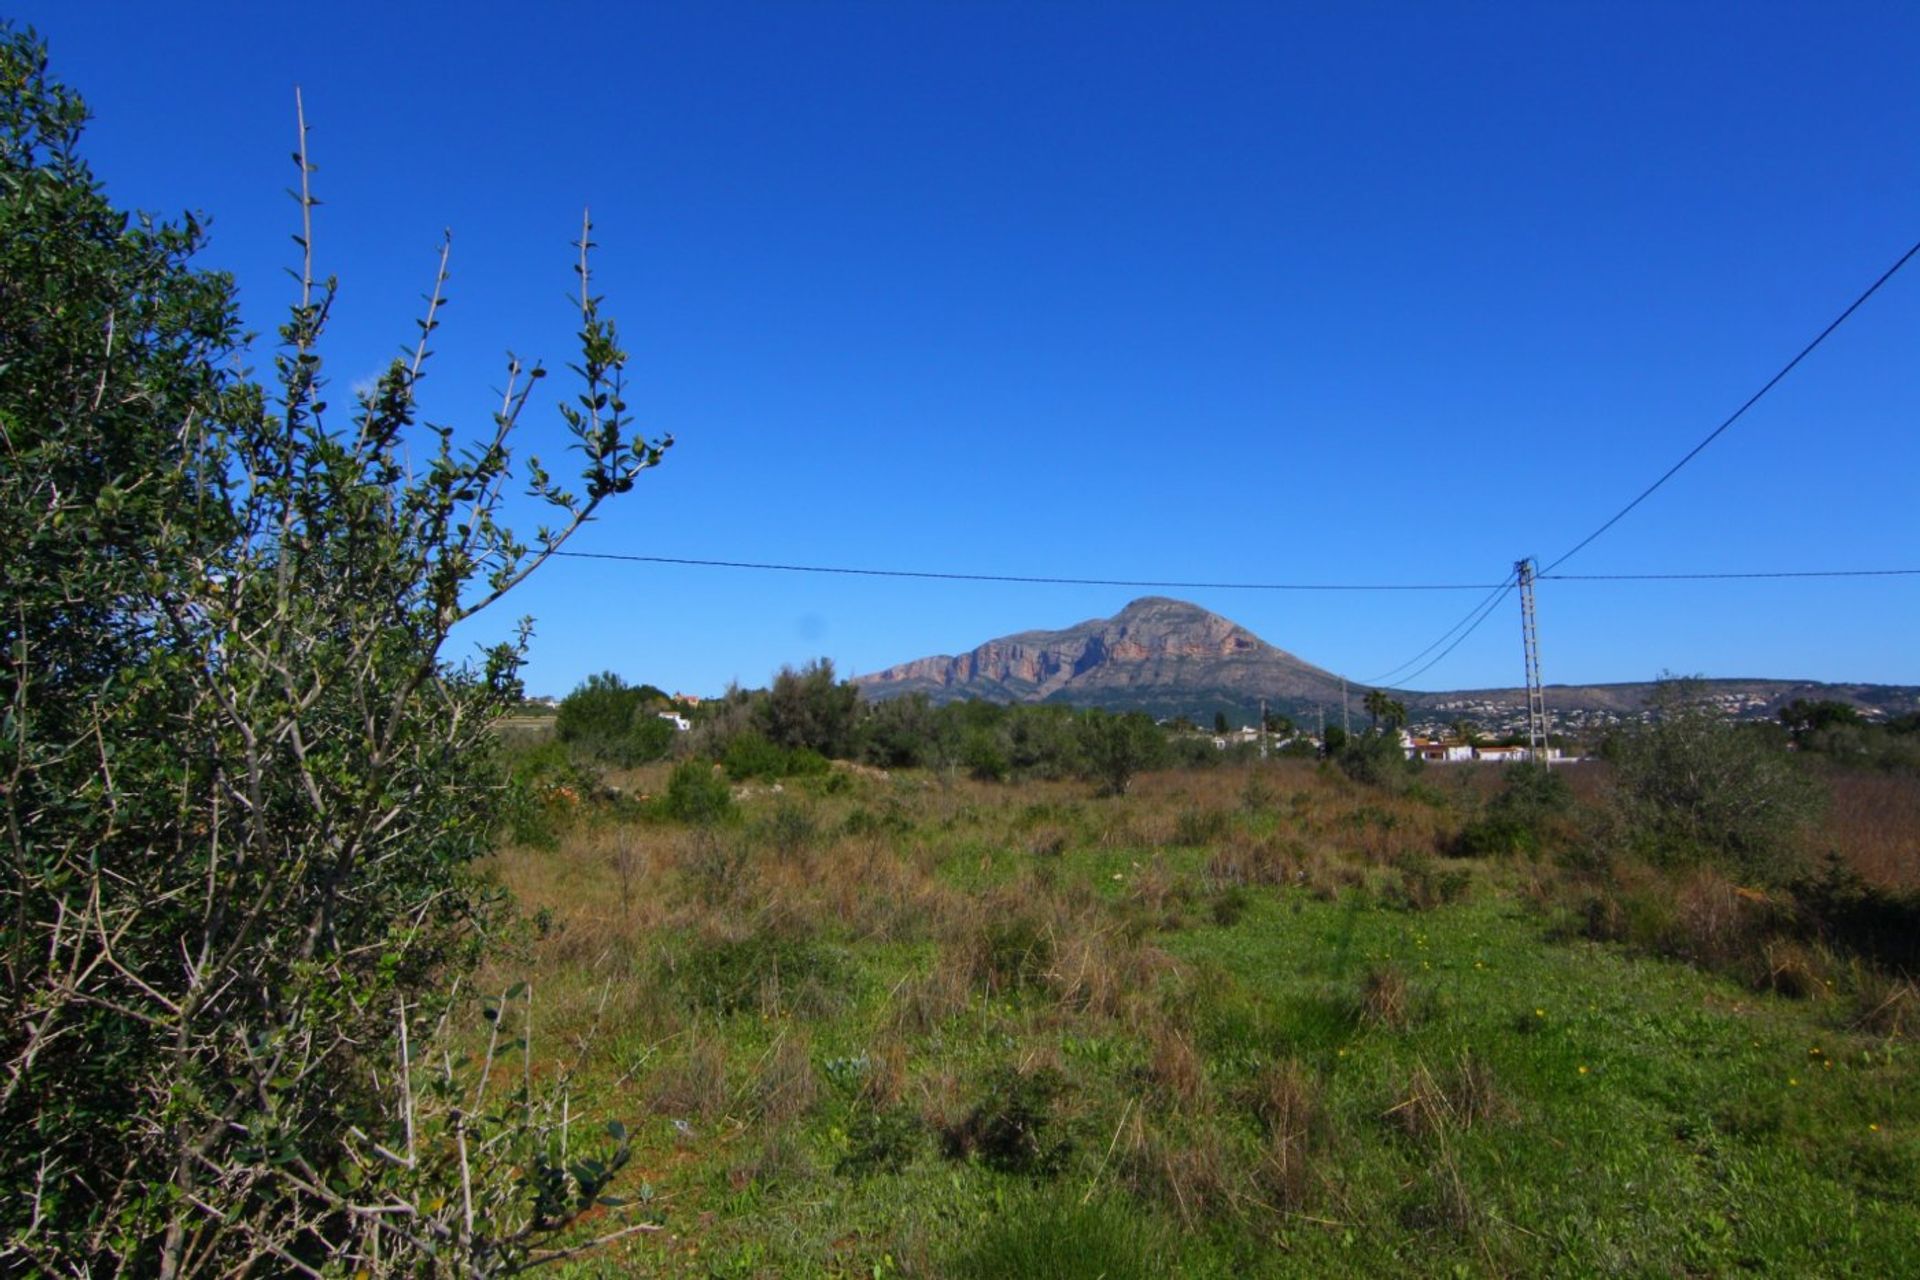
852,597,1920,729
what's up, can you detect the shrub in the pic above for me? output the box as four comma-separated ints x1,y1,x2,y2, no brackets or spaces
555,671,676,765
1079,710,1168,796
722,730,790,780
663,759,736,824
0,32,663,1272
939,1064,1073,1176
1607,676,1825,884
1333,729,1420,789
1454,763,1573,857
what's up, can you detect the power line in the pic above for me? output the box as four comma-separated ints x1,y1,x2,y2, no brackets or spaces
1358,569,1519,686
1377,578,1517,692
1543,568,1920,582
549,549,1507,592
1542,237,1920,575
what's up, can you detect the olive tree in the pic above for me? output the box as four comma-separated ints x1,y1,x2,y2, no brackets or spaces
1,28,665,1274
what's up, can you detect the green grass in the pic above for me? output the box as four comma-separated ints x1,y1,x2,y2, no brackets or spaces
497,769,1917,1278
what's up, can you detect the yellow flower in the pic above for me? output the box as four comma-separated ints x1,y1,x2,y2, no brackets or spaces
1870,1123,1881,1132
1789,1078,1800,1086
1577,1065,1588,1075
1535,1008,1545,1018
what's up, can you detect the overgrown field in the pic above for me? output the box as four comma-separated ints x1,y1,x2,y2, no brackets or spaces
483,761,1919,1277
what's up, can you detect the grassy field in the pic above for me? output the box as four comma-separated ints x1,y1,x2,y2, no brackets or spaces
481,760,1918,1277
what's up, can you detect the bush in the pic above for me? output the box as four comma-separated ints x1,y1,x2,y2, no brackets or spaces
663,759,736,824
1333,729,1419,789
1608,676,1824,884
0,30,665,1272
555,670,676,765
1454,763,1572,857
1078,710,1168,796
939,1065,1073,1176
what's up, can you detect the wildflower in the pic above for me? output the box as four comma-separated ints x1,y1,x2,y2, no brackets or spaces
1535,1008,1545,1018
1789,1078,1799,1087
1577,1065,1588,1075
1870,1123,1880,1132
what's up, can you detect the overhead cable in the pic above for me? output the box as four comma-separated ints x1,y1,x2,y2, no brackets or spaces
1376,579,1518,692
1542,236,1920,574
1358,569,1519,686
549,549,1506,591
1542,567,1920,581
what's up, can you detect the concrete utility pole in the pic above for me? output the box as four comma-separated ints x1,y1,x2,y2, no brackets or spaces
1517,557,1549,763
1341,676,1351,737
1259,698,1269,759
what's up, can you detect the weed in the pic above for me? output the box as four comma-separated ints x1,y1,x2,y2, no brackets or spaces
1211,885,1252,926
752,800,818,857
1358,962,1416,1031
939,1064,1072,1176
944,1193,1165,1280
837,1105,923,1178
752,1030,820,1124
1173,806,1233,847
666,930,849,1017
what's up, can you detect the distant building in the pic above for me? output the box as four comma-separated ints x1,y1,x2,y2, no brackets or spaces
657,712,691,732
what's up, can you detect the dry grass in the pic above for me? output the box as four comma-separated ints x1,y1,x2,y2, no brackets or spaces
1385,1052,1512,1144
1144,1024,1208,1110
1818,771,1920,890
1248,1057,1328,1211
1358,962,1416,1031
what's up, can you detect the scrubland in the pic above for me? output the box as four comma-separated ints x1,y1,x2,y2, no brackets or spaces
483,759,1919,1277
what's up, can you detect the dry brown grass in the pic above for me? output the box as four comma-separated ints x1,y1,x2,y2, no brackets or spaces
1358,962,1415,1030
647,1023,731,1123
752,1028,821,1125
1818,771,1920,890
1144,1024,1208,1110
1118,1110,1241,1230
1247,1057,1327,1211
1385,1052,1511,1144
1849,963,1919,1037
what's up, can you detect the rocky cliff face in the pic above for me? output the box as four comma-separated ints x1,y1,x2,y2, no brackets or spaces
854,597,1345,708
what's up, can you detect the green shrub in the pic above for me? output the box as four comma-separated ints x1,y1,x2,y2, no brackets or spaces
555,671,677,765
722,730,789,781
663,759,735,824
836,1105,923,1178
939,1065,1072,1176
0,30,663,1270
1455,763,1572,857
1333,729,1419,789
1608,676,1824,884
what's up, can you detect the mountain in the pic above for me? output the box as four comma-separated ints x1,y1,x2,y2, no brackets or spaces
853,597,1920,727
852,597,1349,720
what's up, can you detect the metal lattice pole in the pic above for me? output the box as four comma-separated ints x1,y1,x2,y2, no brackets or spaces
1516,558,1549,762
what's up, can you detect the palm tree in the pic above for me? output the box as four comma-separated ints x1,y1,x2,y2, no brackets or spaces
1363,688,1392,731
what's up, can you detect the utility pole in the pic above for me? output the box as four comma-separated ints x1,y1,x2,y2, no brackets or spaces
1341,677,1350,737
1517,557,1549,764
1318,704,1325,746
1259,698,1269,759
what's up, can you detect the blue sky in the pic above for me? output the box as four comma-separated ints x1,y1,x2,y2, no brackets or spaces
18,2,1919,696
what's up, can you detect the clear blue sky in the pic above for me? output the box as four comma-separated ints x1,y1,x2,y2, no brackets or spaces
19,2,1919,696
